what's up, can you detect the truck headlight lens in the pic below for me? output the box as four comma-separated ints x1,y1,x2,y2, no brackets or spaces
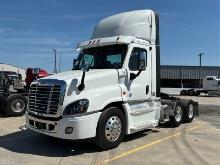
63,99,89,115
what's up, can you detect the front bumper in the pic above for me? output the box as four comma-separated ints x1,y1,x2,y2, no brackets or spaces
26,112,101,140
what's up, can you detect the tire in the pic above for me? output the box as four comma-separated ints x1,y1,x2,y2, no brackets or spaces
180,90,186,95
3,94,27,116
169,102,183,127
0,96,6,113
96,107,125,150
180,91,184,95
182,100,195,123
189,90,195,96
195,91,200,96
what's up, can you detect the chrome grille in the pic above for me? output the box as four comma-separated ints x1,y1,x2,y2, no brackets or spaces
28,84,61,115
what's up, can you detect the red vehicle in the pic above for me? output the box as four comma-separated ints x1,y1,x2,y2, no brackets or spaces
0,68,48,116
25,68,49,89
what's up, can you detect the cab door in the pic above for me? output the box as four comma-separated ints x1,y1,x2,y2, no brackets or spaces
126,45,151,101
125,44,159,131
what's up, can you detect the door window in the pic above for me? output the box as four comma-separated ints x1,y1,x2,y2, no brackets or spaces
129,48,147,71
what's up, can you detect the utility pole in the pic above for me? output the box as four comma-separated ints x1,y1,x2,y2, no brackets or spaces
198,52,204,89
52,48,57,74
59,52,62,73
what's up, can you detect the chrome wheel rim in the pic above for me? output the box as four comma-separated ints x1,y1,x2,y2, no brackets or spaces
11,99,25,112
175,105,182,122
105,116,122,142
188,104,194,119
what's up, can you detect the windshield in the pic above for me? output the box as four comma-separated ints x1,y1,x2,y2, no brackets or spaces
73,44,127,70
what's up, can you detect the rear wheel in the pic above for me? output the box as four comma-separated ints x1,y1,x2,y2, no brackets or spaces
169,102,183,127
96,107,125,150
189,90,195,96
183,101,195,123
195,91,200,96
180,90,185,95
3,94,27,116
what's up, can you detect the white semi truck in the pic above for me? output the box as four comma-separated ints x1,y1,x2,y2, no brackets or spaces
26,10,199,150
180,76,220,96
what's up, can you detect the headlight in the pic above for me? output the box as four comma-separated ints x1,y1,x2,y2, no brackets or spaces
63,99,89,115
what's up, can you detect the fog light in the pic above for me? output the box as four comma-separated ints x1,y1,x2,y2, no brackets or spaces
65,127,73,134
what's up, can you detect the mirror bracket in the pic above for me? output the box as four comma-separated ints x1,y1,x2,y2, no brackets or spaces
130,70,142,80
78,64,90,91
78,71,85,91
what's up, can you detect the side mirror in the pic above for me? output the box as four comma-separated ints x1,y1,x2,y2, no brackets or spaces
81,63,90,72
139,52,147,70
32,68,40,75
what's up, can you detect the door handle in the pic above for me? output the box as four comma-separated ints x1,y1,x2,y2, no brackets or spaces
146,85,149,95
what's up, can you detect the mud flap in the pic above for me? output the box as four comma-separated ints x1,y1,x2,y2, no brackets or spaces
193,101,199,116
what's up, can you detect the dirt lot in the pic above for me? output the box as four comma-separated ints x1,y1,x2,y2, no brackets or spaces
0,96,219,165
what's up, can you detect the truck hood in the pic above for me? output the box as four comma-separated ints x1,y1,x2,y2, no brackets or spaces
31,69,122,116
42,69,119,85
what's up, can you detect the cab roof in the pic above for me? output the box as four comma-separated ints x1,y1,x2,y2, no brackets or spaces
77,36,150,49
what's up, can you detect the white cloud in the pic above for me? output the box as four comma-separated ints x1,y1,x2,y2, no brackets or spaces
0,17,22,22
0,27,13,33
160,22,196,34
160,12,179,19
0,37,72,46
52,13,100,20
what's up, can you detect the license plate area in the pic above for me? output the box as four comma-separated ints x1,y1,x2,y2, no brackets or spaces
35,121,46,130
28,119,56,132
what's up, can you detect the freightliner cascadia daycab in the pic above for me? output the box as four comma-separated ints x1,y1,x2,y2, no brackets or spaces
26,10,199,150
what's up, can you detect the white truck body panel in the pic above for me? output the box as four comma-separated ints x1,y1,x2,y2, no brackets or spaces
92,10,157,44
32,69,123,114
27,112,101,139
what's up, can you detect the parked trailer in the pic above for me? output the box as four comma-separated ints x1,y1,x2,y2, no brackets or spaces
26,10,199,150
0,68,48,116
180,76,220,96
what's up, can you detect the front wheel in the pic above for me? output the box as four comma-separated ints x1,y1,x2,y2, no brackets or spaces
96,107,125,150
3,94,27,116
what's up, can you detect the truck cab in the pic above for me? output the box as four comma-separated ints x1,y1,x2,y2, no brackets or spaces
26,10,198,150
203,76,220,95
0,68,49,116
203,76,220,91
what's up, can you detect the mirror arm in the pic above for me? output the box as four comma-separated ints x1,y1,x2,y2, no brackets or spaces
78,71,86,91
130,70,142,80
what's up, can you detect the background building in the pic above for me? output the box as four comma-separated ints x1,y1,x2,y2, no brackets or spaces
0,63,26,80
0,63,219,87
161,65,220,88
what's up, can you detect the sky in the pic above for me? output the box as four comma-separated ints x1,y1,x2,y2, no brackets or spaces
0,0,219,73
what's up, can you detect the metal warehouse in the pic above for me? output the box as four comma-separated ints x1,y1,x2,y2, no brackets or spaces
160,65,220,88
